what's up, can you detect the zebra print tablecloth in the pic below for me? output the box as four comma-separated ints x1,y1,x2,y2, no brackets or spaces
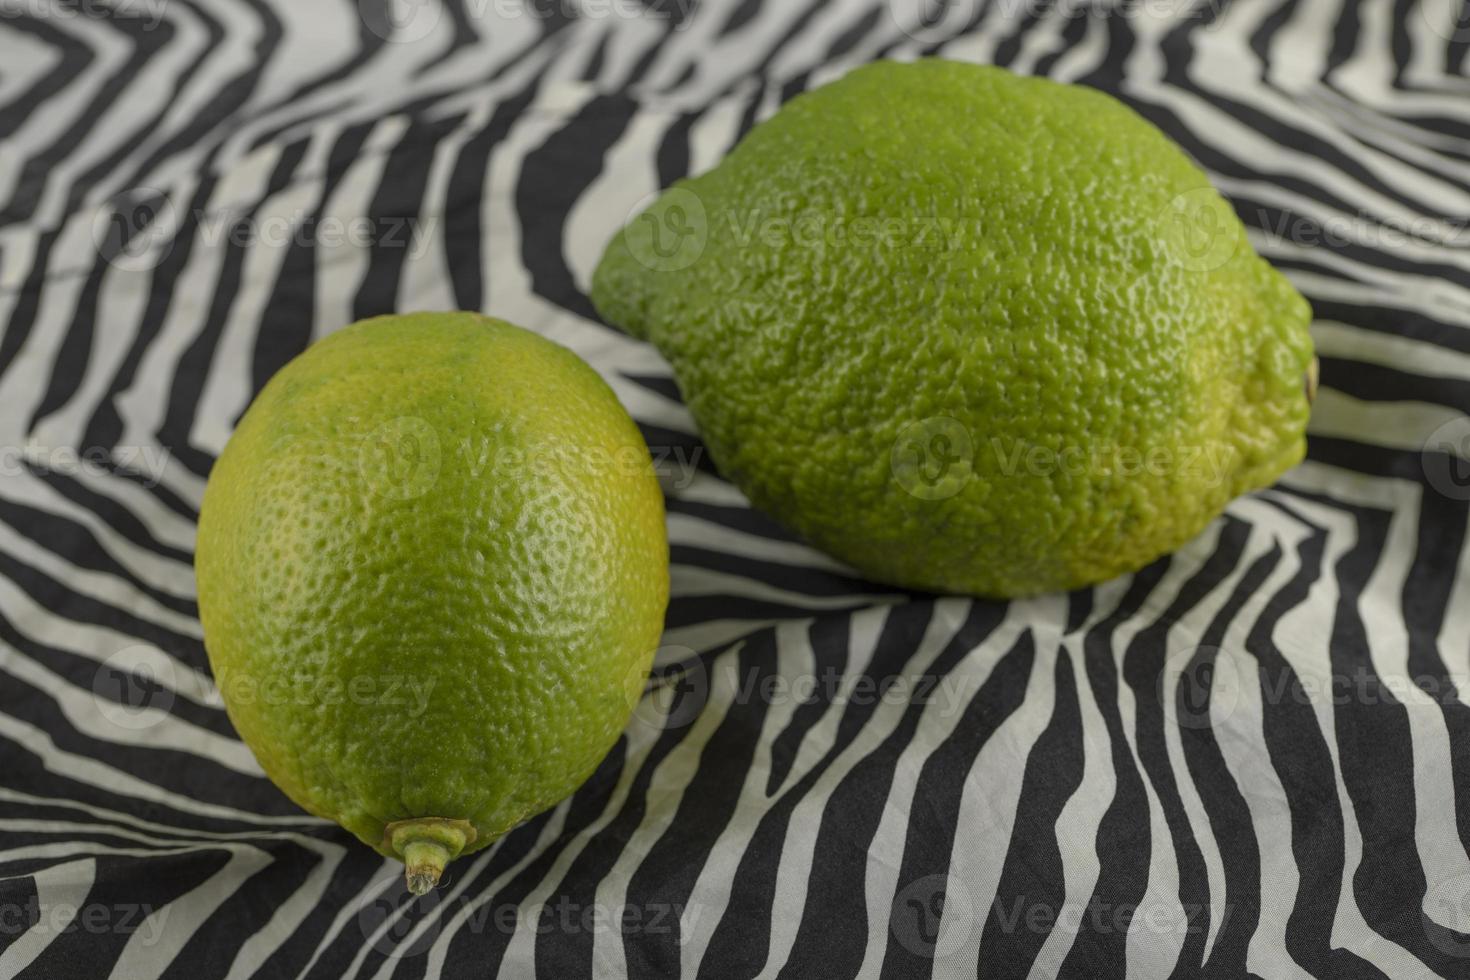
3,0,1470,977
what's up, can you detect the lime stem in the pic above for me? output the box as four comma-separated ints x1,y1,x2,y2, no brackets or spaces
384,817,477,896
403,840,449,895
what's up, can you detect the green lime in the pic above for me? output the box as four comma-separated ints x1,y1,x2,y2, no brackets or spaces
195,312,668,892
592,59,1314,597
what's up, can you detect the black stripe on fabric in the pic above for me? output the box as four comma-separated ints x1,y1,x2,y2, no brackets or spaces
245,847,390,980
824,6,882,62
0,667,271,811
249,121,376,395
0,824,185,859
0,731,318,830
764,612,855,794
665,592,873,631
18,466,194,566
516,94,640,323
718,0,765,38
1245,0,1301,83
441,82,542,312
1324,0,1365,81
782,607,1021,980
154,839,331,980
1073,14,1136,93
1449,7,1470,90
663,497,806,546
583,28,611,84
874,625,1035,980
622,373,682,401
636,421,720,480
978,642,1084,980
787,614,1029,980
1179,545,1284,975
0,546,200,665
82,176,220,463
1233,199,1470,296
528,710,732,980
0,231,58,379
0,9,174,229
1399,488,1470,857
0,16,92,151
1244,501,1387,978
27,238,110,434
656,112,696,190
12,849,231,979
351,114,466,322
0,495,195,617
671,543,886,599
1056,557,1176,977
1065,588,1094,635
156,138,312,480
1307,296,1470,358
1308,435,1442,486
431,747,631,977
620,627,788,976
1291,489,1470,974
1120,517,1253,978
152,0,286,182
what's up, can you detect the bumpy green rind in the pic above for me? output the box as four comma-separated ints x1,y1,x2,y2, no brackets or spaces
592,59,1313,597
196,312,669,857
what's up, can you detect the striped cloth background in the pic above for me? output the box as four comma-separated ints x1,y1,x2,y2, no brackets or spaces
2,0,1470,976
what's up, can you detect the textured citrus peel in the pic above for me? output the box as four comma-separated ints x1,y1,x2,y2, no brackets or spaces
384,817,477,895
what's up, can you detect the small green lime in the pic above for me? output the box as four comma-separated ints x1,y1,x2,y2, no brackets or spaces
195,312,668,891
592,59,1314,597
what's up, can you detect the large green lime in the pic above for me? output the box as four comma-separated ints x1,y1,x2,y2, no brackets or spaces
195,312,668,892
592,59,1314,597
